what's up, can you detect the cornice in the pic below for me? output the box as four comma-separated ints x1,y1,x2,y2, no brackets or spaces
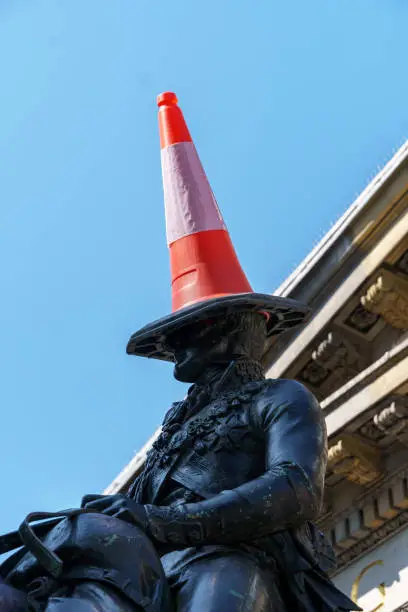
319,463,408,531
331,511,408,576
274,141,408,302
318,461,408,576
267,209,408,380
322,337,408,417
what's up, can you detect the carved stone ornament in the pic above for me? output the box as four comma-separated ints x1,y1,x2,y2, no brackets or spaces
360,396,408,442
300,359,329,387
361,269,408,330
328,435,382,486
312,330,362,379
374,398,408,436
344,302,380,334
359,420,384,442
301,329,366,392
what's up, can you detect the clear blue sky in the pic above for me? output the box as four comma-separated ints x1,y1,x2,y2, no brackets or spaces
0,1,407,535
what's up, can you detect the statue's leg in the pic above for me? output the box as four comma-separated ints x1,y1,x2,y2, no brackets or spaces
173,553,285,612
0,578,30,611
45,582,142,611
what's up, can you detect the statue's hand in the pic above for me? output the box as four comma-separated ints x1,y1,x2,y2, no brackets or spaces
81,494,148,530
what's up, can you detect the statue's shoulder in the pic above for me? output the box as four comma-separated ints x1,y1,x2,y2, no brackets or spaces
255,377,316,401
251,378,321,421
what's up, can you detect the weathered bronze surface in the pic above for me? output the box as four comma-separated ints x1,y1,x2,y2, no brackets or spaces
0,312,359,610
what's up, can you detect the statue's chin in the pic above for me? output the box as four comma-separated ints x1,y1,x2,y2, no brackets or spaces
173,363,201,383
173,354,207,383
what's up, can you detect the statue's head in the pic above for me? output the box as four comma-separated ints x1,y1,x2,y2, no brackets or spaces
166,311,267,383
126,94,310,365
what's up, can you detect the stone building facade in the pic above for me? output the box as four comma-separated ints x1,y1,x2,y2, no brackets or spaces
106,141,408,611
266,140,408,611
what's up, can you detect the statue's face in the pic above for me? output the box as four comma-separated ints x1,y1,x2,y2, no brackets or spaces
169,320,230,383
168,312,267,383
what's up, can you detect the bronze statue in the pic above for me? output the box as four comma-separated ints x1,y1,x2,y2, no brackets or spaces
0,92,359,611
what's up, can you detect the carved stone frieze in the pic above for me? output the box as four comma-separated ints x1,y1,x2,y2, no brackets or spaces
374,399,408,436
312,331,348,371
328,435,382,486
300,329,368,395
359,396,408,443
361,269,408,330
312,330,363,380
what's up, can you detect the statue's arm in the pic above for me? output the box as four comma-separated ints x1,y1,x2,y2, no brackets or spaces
145,380,328,546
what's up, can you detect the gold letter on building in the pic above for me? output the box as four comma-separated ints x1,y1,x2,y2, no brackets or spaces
351,560,385,612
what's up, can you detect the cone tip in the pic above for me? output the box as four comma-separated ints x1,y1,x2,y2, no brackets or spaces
157,92,178,107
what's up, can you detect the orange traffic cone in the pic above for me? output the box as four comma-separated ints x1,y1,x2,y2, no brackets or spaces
127,93,309,361
158,91,252,312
